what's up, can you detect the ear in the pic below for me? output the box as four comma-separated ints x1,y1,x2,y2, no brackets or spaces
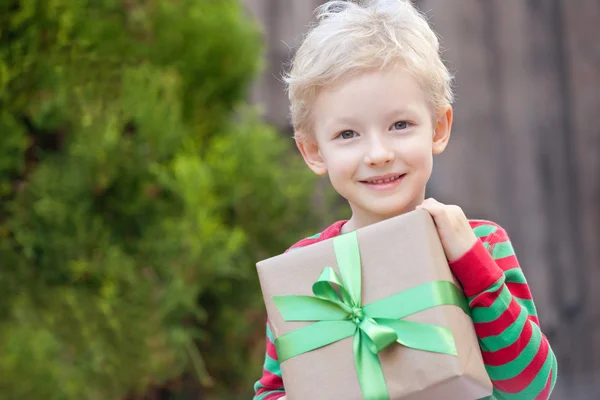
432,106,453,155
296,133,328,175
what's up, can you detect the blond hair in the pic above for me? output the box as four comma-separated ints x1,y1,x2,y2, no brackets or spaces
285,0,454,140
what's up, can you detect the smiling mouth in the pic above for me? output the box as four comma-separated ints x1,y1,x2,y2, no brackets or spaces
360,174,406,184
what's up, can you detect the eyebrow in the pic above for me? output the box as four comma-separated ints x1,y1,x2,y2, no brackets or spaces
383,106,417,119
326,116,361,127
323,105,419,130
332,107,414,121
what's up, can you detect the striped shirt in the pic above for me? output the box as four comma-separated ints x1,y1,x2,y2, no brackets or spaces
253,220,557,399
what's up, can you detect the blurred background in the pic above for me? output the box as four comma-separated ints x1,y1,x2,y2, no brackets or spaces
0,0,597,399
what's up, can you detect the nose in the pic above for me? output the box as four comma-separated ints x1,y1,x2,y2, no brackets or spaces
364,134,395,166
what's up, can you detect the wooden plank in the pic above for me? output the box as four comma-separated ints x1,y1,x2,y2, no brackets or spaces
421,0,559,328
243,0,324,130
420,0,507,222
560,0,600,395
423,1,599,397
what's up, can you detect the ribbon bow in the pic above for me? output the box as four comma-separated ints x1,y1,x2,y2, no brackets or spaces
273,231,470,400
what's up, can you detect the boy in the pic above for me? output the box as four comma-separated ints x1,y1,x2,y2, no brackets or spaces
254,0,557,399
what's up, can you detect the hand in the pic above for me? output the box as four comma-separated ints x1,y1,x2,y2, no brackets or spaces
416,198,478,262
279,396,287,400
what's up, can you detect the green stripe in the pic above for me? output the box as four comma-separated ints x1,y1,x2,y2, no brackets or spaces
504,269,528,285
263,354,281,376
468,277,504,304
253,379,268,397
473,224,498,238
254,390,285,400
483,242,491,252
485,321,542,380
470,278,538,323
550,357,558,391
491,337,554,400
266,323,275,343
492,241,515,259
263,324,282,375
514,297,537,317
471,285,512,323
480,307,528,352
253,380,264,394
307,232,321,239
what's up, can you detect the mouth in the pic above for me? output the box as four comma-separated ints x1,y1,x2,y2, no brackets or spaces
360,173,406,185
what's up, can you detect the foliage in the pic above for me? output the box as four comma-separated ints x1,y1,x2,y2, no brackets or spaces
0,0,331,398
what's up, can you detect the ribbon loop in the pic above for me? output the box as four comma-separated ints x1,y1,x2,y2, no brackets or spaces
312,267,354,314
375,318,458,356
358,317,399,354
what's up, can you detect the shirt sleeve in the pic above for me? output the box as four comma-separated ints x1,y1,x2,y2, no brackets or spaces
253,322,286,400
253,231,332,399
449,223,558,400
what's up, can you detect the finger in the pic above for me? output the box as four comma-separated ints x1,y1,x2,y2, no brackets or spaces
427,197,444,205
448,205,470,223
447,204,465,215
419,197,444,207
418,198,448,217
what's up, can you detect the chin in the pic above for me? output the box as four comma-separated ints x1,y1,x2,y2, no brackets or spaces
347,191,421,220
366,203,414,220
379,208,410,219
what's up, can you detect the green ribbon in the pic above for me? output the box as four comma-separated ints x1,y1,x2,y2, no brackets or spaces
273,231,470,400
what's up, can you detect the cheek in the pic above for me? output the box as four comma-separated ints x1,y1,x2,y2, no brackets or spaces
401,138,434,172
322,147,358,178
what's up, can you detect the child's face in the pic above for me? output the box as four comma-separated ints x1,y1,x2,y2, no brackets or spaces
298,66,452,224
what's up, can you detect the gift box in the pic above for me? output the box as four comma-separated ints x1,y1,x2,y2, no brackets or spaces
256,210,494,400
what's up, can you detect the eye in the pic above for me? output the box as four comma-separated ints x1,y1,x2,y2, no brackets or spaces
338,130,357,140
391,121,410,130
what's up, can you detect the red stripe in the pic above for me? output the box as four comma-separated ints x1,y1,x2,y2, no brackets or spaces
265,393,285,400
468,219,500,230
472,284,504,307
474,298,523,338
506,281,533,300
535,368,554,400
495,255,518,271
287,220,347,251
266,338,279,360
256,388,285,400
491,332,550,393
490,226,509,241
481,318,533,366
321,220,347,239
259,369,282,386
449,240,504,297
288,237,320,251
470,221,499,240
529,315,540,327
256,368,284,391
468,220,491,227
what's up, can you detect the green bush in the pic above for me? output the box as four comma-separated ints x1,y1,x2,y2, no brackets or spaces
0,1,332,398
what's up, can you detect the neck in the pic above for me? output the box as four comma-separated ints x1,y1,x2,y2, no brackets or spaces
340,194,426,234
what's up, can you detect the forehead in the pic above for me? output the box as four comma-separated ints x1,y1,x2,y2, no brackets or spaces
312,66,431,124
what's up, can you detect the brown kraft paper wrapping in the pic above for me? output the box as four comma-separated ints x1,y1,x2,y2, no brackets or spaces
256,209,494,400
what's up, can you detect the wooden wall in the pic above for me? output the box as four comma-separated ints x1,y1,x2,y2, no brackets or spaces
242,0,600,398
